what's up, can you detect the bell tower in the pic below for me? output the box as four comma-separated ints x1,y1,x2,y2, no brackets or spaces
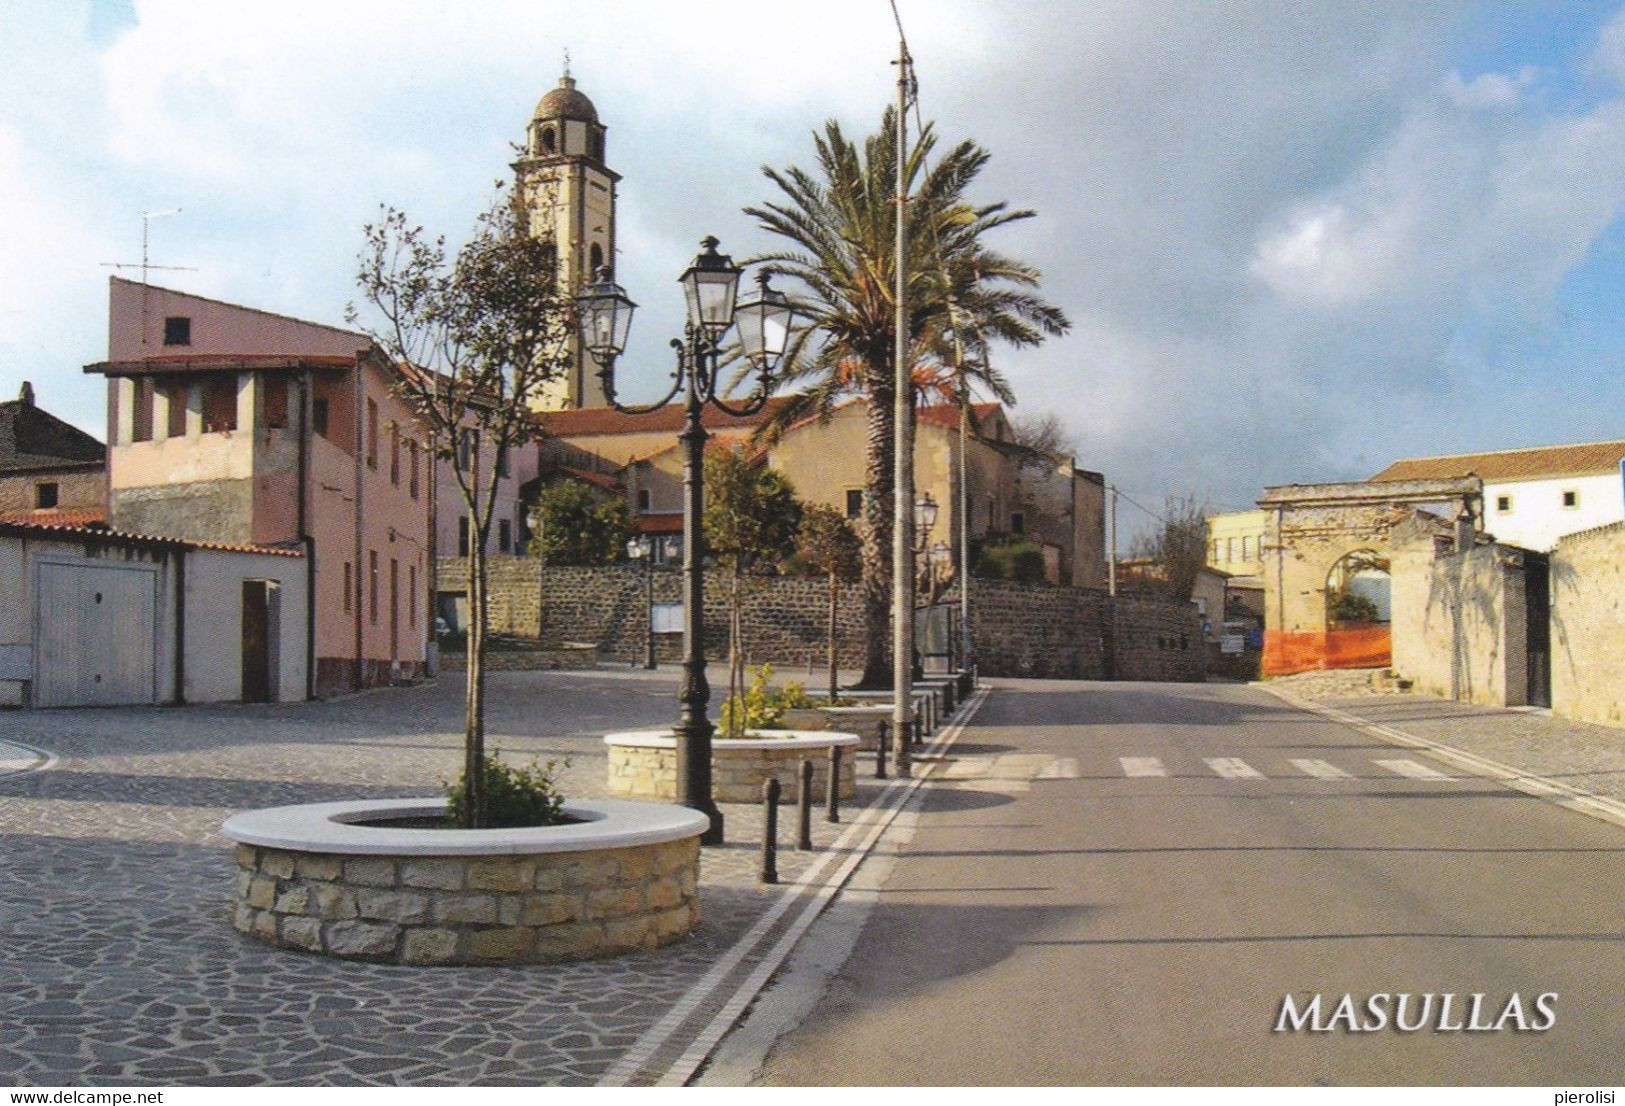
514,67,619,410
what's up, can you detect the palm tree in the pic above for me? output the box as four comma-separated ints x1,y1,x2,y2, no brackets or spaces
745,108,1069,686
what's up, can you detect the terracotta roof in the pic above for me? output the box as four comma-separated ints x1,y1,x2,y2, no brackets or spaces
0,518,303,557
558,465,621,492
0,508,107,528
918,402,1000,431
538,396,798,438
636,514,683,534
1371,439,1625,483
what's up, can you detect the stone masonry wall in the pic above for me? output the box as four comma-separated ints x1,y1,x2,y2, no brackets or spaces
452,558,1204,681
1551,522,1625,727
967,579,1204,681
232,838,699,965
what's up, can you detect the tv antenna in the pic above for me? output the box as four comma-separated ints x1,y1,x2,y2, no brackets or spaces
100,208,197,286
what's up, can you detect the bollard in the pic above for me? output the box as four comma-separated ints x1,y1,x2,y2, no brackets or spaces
761,778,780,884
874,720,889,779
826,746,841,824
913,699,925,745
797,759,815,850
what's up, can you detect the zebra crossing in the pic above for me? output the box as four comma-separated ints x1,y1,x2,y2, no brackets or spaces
1115,755,1455,781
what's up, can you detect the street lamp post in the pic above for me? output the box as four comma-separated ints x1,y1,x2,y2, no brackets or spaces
626,535,657,670
578,238,797,846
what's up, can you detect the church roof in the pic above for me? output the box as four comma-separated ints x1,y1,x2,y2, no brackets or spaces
534,75,598,124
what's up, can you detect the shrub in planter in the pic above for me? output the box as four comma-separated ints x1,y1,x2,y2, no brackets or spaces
444,754,568,828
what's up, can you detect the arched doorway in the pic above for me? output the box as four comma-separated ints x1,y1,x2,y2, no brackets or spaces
1325,549,1390,626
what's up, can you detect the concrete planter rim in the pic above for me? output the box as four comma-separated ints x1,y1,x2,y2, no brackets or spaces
603,729,861,752
220,797,708,857
818,704,894,715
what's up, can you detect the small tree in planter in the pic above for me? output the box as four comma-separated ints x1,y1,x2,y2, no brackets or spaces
352,187,574,828
703,445,801,737
795,503,862,703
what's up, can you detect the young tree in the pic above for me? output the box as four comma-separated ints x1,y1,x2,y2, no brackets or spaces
1129,495,1211,604
703,445,802,736
747,108,1069,687
531,479,633,565
795,503,862,702
352,188,575,828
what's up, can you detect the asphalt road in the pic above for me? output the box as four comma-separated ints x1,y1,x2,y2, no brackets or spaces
750,679,1625,1086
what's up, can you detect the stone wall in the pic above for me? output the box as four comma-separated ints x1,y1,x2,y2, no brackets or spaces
966,579,1204,681
449,558,1204,681
232,837,699,965
1551,522,1625,727
539,564,867,670
606,736,857,804
1390,521,1529,707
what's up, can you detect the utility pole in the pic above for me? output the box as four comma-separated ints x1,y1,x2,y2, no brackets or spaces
890,30,916,778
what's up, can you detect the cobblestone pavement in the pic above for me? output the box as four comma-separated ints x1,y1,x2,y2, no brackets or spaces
1311,693,1625,809
0,668,888,1086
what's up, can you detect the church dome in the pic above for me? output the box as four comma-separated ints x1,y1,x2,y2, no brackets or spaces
534,75,598,124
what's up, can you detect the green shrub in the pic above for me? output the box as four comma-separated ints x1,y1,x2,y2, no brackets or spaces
444,753,568,828
974,538,1048,583
1328,590,1380,625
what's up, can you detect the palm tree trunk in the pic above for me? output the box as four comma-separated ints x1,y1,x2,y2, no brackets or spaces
856,384,895,687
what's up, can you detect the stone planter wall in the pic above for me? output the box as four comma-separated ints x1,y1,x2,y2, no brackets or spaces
605,731,859,803
222,799,705,965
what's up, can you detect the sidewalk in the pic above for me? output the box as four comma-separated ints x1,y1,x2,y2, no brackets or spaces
0,668,979,1087
1260,680,1625,827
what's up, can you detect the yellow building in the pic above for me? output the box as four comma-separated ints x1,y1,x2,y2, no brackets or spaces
1206,508,1266,577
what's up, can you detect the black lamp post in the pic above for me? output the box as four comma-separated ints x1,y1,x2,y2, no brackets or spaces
578,237,797,845
625,535,658,670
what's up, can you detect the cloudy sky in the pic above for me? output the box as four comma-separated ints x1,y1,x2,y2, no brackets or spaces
4,1,1624,532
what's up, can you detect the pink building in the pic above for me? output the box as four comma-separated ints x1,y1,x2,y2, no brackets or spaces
86,277,432,695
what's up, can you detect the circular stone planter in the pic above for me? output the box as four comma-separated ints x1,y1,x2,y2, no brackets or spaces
604,730,860,804
220,797,706,965
816,705,895,749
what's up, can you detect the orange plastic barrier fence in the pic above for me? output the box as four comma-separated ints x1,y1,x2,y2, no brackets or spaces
1262,627,1391,677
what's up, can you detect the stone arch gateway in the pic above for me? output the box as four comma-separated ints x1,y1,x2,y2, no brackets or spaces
1257,477,1480,677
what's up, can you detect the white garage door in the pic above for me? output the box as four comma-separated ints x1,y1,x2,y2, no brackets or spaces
34,560,158,708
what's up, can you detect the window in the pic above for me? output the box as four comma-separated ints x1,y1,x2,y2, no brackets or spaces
407,440,419,500
845,489,863,519
163,316,191,346
390,424,400,485
1241,536,1252,561
458,517,470,557
496,441,510,478
1562,489,1579,509
262,377,288,428
409,564,417,628
589,243,604,277
203,376,237,433
1211,540,1220,562
1011,512,1025,535
366,399,379,468
498,519,512,553
589,130,604,160
369,550,379,624
312,397,329,438
458,429,478,471
637,488,652,513
34,482,58,510
342,562,352,613
540,125,556,154
131,378,154,442
167,383,188,437
1496,494,1513,514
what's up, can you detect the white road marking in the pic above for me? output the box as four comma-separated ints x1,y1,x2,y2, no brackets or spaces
1205,757,1264,779
1036,757,1080,780
1120,756,1167,777
1290,758,1353,780
1376,758,1453,780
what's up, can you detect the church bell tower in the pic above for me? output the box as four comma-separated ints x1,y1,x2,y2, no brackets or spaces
514,68,619,411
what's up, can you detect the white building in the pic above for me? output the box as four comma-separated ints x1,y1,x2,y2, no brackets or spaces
1371,439,1625,552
